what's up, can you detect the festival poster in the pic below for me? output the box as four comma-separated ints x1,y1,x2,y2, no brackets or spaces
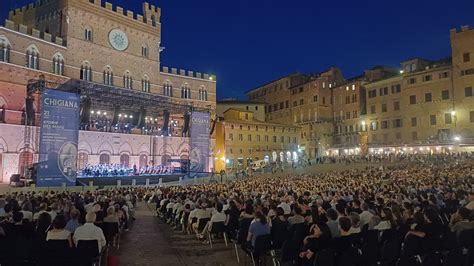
37,89,80,187
189,112,210,177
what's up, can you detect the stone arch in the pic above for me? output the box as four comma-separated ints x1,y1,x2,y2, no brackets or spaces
158,144,175,156
0,137,7,152
0,95,7,109
97,141,114,155
118,142,133,155
0,35,11,46
138,143,150,156
78,140,93,154
177,142,189,156
26,44,40,55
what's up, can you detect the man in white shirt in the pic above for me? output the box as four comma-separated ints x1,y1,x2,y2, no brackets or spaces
278,199,291,215
73,212,106,253
359,202,374,227
198,203,226,240
33,203,48,221
465,192,474,210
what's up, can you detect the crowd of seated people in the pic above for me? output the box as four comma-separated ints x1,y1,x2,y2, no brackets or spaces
319,151,472,165
80,164,175,177
150,157,474,265
0,188,138,265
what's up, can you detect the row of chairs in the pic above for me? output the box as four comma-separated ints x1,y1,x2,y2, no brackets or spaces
233,222,474,266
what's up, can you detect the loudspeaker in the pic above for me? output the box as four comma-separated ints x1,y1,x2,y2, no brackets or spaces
161,110,169,135
138,108,147,128
80,97,92,124
210,116,217,135
132,111,140,126
182,112,190,134
111,105,120,125
25,96,35,126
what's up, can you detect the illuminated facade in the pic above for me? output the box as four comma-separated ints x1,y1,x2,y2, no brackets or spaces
0,0,216,182
246,26,474,157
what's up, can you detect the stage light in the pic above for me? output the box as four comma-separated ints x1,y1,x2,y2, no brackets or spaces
454,136,461,142
103,112,107,116
130,115,133,118
119,114,122,117
97,111,101,115
124,115,128,118
90,110,94,114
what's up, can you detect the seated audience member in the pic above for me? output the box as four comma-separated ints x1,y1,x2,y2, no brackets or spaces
35,212,52,241
0,199,6,218
299,222,331,266
374,207,396,231
359,202,374,227
73,212,106,253
48,203,60,221
4,211,34,239
332,216,353,254
406,208,443,239
288,205,305,225
247,211,270,248
465,192,474,210
104,206,120,223
198,202,226,240
65,209,82,233
271,207,290,238
349,212,361,234
326,208,340,238
20,201,34,222
450,206,474,236
224,201,240,234
47,214,73,247
33,203,48,221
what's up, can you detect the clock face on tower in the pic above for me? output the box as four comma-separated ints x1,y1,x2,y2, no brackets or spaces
108,29,129,51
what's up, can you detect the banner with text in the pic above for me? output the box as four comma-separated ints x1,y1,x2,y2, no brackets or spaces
37,89,80,187
189,112,210,177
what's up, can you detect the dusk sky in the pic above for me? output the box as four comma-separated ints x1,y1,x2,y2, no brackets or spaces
2,0,474,100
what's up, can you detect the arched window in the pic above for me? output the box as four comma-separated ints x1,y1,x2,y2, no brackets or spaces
141,44,149,57
139,154,148,169
181,84,191,99
163,82,173,97
0,36,11,63
199,87,208,101
120,154,130,168
77,152,88,170
161,154,171,165
99,153,110,165
80,62,92,81
52,53,64,75
103,66,113,86
18,151,34,176
141,75,151,92
123,71,133,89
84,28,93,41
26,46,39,70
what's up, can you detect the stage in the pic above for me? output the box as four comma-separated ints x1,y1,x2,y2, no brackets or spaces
76,174,186,187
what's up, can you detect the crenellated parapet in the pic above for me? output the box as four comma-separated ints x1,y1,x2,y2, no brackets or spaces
450,25,472,36
3,19,65,46
78,0,160,28
161,66,216,82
